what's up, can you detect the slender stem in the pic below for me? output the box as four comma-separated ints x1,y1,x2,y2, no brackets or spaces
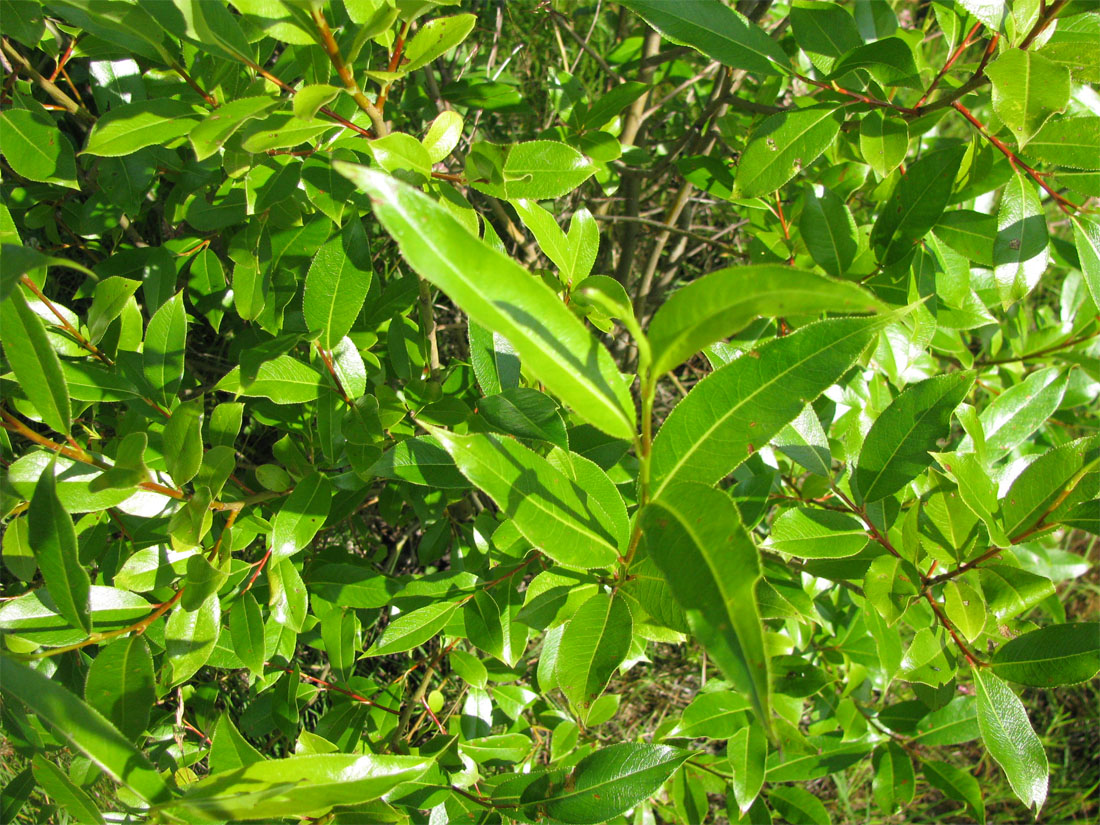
172,62,217,107
417,277,441,379
275,666,402,715
977,326,1100,366
311,8,388,137
914,21,983,110
20,275,113,365
952,101,1082,214
1,37,95,125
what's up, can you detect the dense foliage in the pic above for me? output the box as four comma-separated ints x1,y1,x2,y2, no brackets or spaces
1,0,1099,822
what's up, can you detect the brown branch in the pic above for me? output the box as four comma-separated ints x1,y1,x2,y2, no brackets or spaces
19,275,113,365
1,37,94,126
311,8,388,137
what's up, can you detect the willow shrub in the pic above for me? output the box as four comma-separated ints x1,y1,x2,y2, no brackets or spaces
1,1,1098,823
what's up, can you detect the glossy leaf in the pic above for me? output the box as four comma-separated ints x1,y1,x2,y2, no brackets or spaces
923,760,985,824
303,218,373,351
800,185,858,277
728,722,766,814
339,166,634,439
1071,215,1100,308
872,741,915,815
991,623,1100,687
733,106,843,198
974,669,1048,812
83,99,199,156
163,754,434,821
83,635,155,742
619,0,788,76
651,317,881,498
1,287,71,434
402,14,476,73
143,291,187,408
0,108,78,188
214,355,326,404
766,508,868,559
557,592,632,725
985,49,1070,147
993,172,1049,308
1026,115,1100,170
0,657,173,804
1001,435,1100,539
477,387,568,449
871,146,966,265
229,592,266,676
640,483,770,731
769,785,831,825
540,743,691,824
430,429,623,570
364,600,459,656
165,592,221,687
271,472,333,562
854,371,975,504
28,460,90,635
163,397,204,486
859,110,909,178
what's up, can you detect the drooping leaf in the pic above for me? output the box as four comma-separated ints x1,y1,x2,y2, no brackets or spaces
872,741,915,815
854,371,975,504
143,291,187,407
165,592,221,687
651,317,881,498
923,760,986,824
364,600,460,657
728,722,767,814
640,483,771,731
338,166,635,439
0,108,79,188
974,669,1048,812
800,185,859,277
270,472,333,563
1,287,71,434
768,785,831,825
28,459,90,635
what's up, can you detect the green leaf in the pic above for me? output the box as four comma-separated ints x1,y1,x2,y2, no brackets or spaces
923,760,985,824
1025,116,1100,170
161,754,434,821
871,146,965,265
188,96,278,161
728,722,766,814
557,592,632,725
423,110,463,163
430,429,623,570
766,508,869,559
1,766,35,825
970,367,1067,460
649,267,880,378
292,83,340,121
163,397,204,487
790,1,862,74
986,49,1070,147
512,199,598,286
239,113,335,153
980,565,1056,624
991,622,1100,687
339,166,634,439
32,753,106,825
773,405,832,477
769,785,831,825
831,37,921,87
670,691,751,739
651,317,880,498
83,99,200,156
402,14,477,73
934,210,996,267
1071,215,1100,308
478,387,568,449
229,592,266,676
854,371,975,504
367,132,434,182
973,669,1048,812
0,108,78,188
1,287,71,434
214,354,326,404
270,475,330,567
800,185,859,277
466,140,598,200
619,0,787,76
0,657,173,805
165,592,221,687
87,276,142,344
84,635,155,741
370,436,469,488
143,291,187,408
872,741,915,815
539,743,691,824
303,219,374,351
1001,435,1100,539
733,106,843,198
943,578,985,643
640,483,771,731
28,460,90,635
364,599,460,656
209,713,263,775
993,172,1049,308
